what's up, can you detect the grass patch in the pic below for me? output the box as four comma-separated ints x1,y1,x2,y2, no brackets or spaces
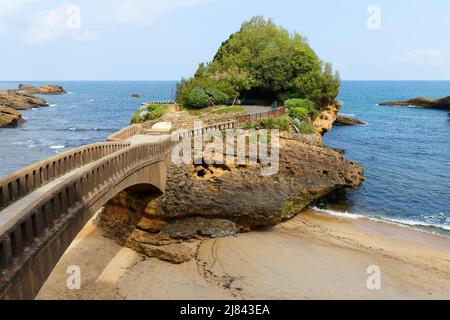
298,120,316,134
210,105,245,115
180,104,216,116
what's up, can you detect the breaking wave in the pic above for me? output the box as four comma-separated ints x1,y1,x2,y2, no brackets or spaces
311,206,450,237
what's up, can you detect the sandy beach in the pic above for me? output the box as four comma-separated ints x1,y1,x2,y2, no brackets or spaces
37,210,450,300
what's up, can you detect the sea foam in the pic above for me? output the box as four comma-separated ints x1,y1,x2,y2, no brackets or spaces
310,206,450,235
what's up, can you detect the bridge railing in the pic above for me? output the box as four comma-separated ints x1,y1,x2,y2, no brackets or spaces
235,107,287,124
172,121,236,141
0,142,130,210
0,139,173,274
107,124,143,142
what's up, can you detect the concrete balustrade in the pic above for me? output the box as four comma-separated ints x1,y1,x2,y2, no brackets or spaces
107,124,143,142
0,142,129,210
172,121,237,141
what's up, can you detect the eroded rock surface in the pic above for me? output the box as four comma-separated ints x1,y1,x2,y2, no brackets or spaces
313,104,339,135
161,217,237,239
0,106,26,128
0,90,48,110
125,230,197,264
146,135,363,225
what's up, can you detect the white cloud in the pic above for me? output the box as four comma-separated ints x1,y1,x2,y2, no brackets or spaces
0,0,215,44
110,0,214,26
388,49,450,67
0,0,32,17
0,0,38,32
23,4,98,45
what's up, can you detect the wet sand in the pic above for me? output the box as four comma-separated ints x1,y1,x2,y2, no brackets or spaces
37,210,450,300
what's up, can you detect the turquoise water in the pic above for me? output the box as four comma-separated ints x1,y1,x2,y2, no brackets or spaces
0,81,449,235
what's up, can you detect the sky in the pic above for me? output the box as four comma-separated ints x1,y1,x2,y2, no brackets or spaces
1,0,450,81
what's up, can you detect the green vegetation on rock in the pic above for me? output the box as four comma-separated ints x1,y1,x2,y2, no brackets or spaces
297,120,316,134
244,114,290,131
131,103,170,123
176,16,340,110
285,98,318,119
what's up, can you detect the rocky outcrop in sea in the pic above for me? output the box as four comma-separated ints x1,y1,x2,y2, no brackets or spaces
0,106,26,128
0,84,66,128
380,96,450,110
334,115,366,126
16,84,66,95
0,90,48,110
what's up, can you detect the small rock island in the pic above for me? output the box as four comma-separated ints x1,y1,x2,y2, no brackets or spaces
381,96,450,110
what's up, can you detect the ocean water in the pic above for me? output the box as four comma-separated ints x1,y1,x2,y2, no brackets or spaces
322,81,450,236
0,81,176,177
0,81,449,236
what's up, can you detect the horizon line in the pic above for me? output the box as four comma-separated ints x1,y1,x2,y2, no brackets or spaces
2,79,450,82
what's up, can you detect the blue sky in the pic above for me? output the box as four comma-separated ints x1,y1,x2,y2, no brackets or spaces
1,0,450,80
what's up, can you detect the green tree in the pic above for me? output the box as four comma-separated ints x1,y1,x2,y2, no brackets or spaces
176,16,340,109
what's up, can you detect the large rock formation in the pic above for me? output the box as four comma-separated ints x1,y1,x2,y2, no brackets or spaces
0,90,48,110
0,106,26,128
17,84,66,95
98,131,364,263
380,96,450,110
149,135,363,225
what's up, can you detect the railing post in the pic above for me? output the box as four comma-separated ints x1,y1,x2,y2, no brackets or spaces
0,235,13,270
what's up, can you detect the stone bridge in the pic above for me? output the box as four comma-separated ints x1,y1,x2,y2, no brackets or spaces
0,107,285,300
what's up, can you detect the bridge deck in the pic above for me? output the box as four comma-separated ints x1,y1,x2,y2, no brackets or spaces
127,134,171,145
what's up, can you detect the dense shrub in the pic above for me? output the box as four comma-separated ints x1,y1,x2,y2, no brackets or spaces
206,88,230,105
187,88,211,108
285,98,314,110
289,107,309,120
285,98,319,119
